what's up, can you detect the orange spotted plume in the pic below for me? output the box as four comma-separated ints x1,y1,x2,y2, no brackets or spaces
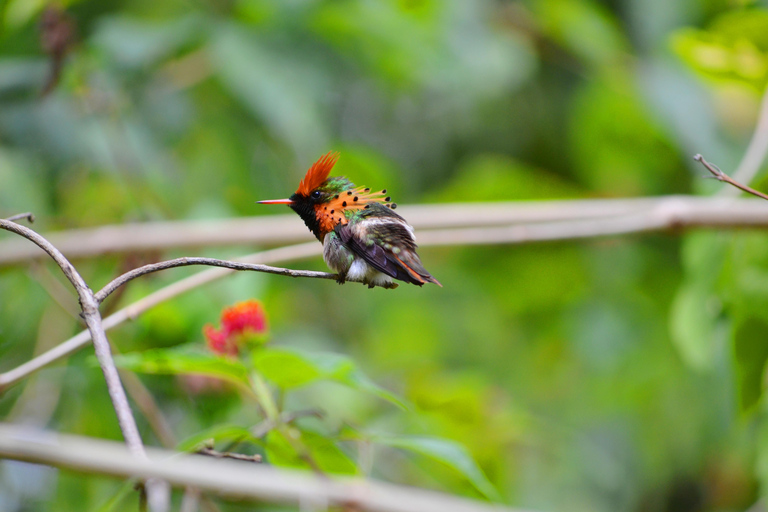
296,151,340,196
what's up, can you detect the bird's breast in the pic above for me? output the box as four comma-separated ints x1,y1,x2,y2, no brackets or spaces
314,205,348,239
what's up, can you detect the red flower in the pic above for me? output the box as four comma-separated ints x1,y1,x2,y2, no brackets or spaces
203,324,236,356
204,300,268,356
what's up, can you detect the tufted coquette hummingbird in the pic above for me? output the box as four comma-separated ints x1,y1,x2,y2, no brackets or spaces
258,152,441,289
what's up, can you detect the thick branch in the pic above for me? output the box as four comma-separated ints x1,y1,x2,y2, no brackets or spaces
0,424,529,512
3,197,768,266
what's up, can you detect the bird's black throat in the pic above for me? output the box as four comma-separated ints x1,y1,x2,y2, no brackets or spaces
289,194,323,241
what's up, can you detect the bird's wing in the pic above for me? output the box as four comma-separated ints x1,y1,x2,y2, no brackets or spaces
336,215,441,286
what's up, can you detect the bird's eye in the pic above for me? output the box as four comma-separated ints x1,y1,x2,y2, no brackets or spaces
311,191,322,199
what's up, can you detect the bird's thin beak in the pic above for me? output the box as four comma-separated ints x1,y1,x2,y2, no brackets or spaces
257,198,294,205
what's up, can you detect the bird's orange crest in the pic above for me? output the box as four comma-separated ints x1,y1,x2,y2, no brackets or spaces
296,151,340,196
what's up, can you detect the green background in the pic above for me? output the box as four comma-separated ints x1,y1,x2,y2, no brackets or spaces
2,0,768,511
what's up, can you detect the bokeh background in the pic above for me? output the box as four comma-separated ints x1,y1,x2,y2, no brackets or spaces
2,1,768,511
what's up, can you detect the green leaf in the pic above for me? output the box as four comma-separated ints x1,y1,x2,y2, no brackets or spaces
373,435,501,501
251,349,322,389
113,344,250,388
264,429,358,475
671,10,768,89
176,424,259,452
732,317,768,412
252,347,406,409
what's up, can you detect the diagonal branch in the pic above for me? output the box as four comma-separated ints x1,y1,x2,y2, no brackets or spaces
694,153,768,201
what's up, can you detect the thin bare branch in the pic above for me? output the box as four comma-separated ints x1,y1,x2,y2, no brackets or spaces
0,218,169,511
94,257,364,304
4,212,35,223
0,424,531,512
694,154,768,201
197,448,262,463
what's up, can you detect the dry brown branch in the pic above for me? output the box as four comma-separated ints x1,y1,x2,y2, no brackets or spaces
0,424,530,512
694,154,768,201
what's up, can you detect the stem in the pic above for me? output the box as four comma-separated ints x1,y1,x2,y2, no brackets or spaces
249,372,280,421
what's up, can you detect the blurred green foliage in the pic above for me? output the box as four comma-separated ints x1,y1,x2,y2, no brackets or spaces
3,1,768,511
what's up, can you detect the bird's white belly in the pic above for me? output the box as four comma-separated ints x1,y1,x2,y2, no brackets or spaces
346,259,371,280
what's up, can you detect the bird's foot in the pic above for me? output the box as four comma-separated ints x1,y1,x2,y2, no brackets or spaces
335,274,346,285
367,281,398,289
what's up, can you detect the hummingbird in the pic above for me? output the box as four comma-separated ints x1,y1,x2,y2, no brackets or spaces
258,152,441,289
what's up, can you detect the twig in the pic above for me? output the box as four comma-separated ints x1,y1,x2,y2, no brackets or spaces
694,154,768,201
0,424,530,512
197,447,262,463
94,257,367,304
4,212,35,223
0,218,169,511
